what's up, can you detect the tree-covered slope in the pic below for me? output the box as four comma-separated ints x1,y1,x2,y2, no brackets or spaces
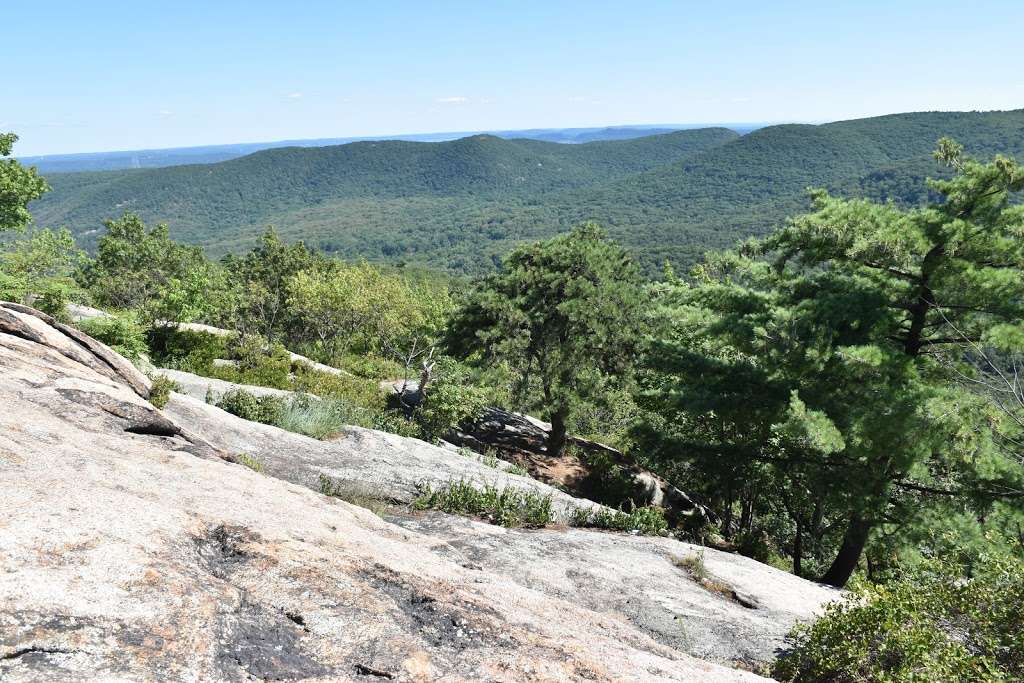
28,110,1024,274
31,127,738,251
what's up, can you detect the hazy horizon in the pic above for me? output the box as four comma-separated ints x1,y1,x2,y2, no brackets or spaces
6,1,1024,156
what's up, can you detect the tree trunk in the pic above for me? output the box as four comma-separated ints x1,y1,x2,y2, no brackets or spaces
548,407,569,457
820,515,872,587
793,519,803,577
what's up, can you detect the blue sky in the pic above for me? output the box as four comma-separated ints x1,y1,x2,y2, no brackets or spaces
6,1,1023,155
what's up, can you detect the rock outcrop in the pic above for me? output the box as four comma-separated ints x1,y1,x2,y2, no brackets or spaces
0,302,839,681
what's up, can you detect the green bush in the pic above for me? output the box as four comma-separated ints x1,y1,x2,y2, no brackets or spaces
78,312,148,361
570,503,668,536
276,395,374,438
235,453,264,473
413,480,553,528
147,326,229,373
215,389,286,425
330,352,403,380
148,374,179,409
291,363,386,413
773,548,1024,682
224,334,292,388
411,357,488,443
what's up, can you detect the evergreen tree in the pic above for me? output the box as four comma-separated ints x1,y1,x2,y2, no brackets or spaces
447,223,646,456
641,141,1024,586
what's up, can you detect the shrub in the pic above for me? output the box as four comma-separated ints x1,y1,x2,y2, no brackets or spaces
413,480,553,528
410,358,488,443
291,363,386,414
78,312,148,361
276,395,373,439
331,352,403,380
505,462,531,478
318,473,390,516
147,326,229,374
570,502,668,536
773,548,1024,682
148,374,179,409
215,389,286,425
225,334,292,388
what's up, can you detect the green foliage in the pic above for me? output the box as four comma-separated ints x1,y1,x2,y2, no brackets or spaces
0,227,85,313
235,453,264,473
447,223,647,455
78,312,148,361
31,112,1024,275
214,389,286,425
219,334,292,388
0,133,49,232
412,357,488,442
79,212,230,322
774,545,1024,682
147,374,179,409
31,128,736,272
291,363,387,413
146,327,229,374
637,142,1024,586
413,480,553,528
275,395,369,439
223,228,326,341
569,503,669,536
318,474,390,515
505,462,530,477
214,387,376,439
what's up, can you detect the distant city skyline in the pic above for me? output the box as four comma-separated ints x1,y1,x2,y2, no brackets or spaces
5,0,1023,156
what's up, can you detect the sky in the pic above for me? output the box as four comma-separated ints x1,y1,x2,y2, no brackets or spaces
5,1,1024,156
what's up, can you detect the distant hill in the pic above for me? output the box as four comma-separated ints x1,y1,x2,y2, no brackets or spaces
29,110,1024,274
19,124,758,173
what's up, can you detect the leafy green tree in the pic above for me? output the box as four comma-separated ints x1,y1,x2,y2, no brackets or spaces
0,133,49,232
225,228,325,342
774,536,1024,682
640,141,1024,586
447,223,646,456
0,228,85,315
80,212,226,322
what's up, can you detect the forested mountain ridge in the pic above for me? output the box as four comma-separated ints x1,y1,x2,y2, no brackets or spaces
29,109,1024,274
19,124,731,173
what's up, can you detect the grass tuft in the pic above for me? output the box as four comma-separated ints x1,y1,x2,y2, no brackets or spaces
234,452,264,473
569,502,668,536
413,480,552,528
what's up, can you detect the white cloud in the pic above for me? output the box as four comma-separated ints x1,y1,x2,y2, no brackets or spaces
435,96,468,104
286,92,303,99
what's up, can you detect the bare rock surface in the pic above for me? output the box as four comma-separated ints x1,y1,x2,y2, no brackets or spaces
385,512,840,669
0,303,839,681
162,388,603,521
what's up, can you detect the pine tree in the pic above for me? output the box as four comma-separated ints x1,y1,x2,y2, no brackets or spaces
641,141,1024,586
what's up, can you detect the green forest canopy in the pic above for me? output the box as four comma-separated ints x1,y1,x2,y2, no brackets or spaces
29,110,1024,275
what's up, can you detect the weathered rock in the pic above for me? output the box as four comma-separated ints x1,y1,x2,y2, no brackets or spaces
0,302,151,399
0,304,839,681
65,302,112,322
162,387,604,521
386,512,839,669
